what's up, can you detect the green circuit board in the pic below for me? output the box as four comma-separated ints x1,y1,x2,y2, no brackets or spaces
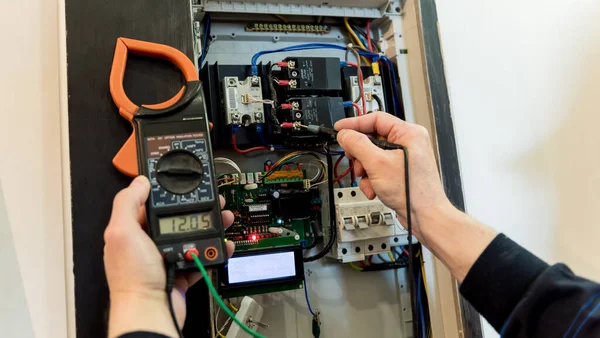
218,170,316,251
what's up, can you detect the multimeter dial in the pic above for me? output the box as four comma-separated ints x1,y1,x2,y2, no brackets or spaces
156,149,204,194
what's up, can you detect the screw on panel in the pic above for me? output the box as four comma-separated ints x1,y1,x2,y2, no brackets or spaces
288,60,296,68
228,78,237,86
251,76,260,85
291,70,299,77
273,36,280,42
291,101,300,109
295,112,302,119
255,112,263,120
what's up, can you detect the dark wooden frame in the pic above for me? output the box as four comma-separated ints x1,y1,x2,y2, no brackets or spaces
418,0,484,337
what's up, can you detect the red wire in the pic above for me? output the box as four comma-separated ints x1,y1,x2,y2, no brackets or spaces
366,21,373,53
402,247,410,256
350,159,356,184
358,71,366,114
351,102,362,116
333,155,343,177
333,157,352,185
333,155,349,186
347,62,367,115
231,133,269,154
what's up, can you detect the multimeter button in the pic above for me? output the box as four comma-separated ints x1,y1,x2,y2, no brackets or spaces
156,149,204,195
184,248,200,261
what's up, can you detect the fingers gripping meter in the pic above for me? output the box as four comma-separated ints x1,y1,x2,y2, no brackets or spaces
109,38,226,270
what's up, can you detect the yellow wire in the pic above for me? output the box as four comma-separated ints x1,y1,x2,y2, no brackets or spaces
343,18,371,65
274,14,288,23
349,262,363,271
343,18,364,49
217,331,226,338
387,252,396,263
228,302,239,312
420,252,429,300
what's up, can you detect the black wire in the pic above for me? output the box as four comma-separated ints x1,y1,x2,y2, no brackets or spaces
402,147,419,338
350,23,381,53
372,93,384,111
166,264,184,338
303,146,336,262
304,219,321,250
268,63,281,127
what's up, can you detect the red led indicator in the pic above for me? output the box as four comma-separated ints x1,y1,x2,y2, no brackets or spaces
251,235,257,241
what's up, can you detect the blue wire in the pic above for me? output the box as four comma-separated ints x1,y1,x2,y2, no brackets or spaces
303,279,316,316
572,301,600,338
251,43,384,75
199,14,211,66
417,271,426,338
381,58,401,117
257,131,283,149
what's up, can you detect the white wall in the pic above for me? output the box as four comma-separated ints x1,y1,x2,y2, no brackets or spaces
436,0,600,337
0,1,67,337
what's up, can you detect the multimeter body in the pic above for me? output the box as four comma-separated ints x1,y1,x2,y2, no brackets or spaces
133,81,226,270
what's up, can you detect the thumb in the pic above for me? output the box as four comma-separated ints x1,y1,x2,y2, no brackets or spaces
337,129,385,163
109,176,151,225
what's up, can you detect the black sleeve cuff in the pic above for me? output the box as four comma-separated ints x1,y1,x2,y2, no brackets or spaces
459,233,549,331
118,332,171,338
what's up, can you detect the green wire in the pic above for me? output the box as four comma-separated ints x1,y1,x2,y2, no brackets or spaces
190,253,267,338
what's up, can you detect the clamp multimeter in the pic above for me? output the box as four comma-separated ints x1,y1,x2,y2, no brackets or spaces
109,37,226,270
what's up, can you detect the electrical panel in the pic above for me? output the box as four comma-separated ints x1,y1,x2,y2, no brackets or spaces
320,186,414,263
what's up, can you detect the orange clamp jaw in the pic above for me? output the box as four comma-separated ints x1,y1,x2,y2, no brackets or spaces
108,37,199,177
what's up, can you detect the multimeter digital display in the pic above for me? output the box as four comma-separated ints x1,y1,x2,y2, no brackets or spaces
158,212,213,234
133,82,227,270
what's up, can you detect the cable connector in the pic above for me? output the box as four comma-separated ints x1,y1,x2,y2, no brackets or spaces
340,60,348,68
251,65,259,76
371,62,380,75
280,103,293,109
281,122,294,129
232,124,239,134
256,123,264,133
351,181,358,187
343,101,353,108
277,80,290,86
276,61,288,67
312,312,321,338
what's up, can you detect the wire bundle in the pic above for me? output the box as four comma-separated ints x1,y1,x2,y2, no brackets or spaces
199,14,212,66
263,151,326,184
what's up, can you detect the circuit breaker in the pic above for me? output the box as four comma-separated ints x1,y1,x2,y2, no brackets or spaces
321,186,414,263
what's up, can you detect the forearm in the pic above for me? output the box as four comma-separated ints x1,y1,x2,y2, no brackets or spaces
416,203,498,283
109,291,178,338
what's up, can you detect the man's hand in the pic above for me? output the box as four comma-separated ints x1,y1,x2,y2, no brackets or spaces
335,112,451,241
104,176,234,337
335,113,498,282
